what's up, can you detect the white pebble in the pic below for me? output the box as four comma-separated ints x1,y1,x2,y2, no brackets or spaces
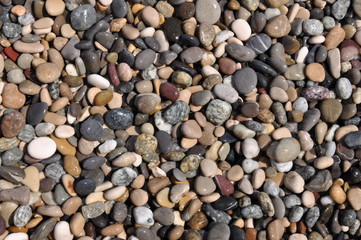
4,233,29,240
242,138,260,159
54,125,75,138
271,159,293,172
325,124,340,142
242,159,259,173
54,221,73,240
87,74,110,89
320,195,335,206
98,140,117,154
231,19,251,41
154,112,172,134
295,46,309,63
133,206,154,226
27,137,56,160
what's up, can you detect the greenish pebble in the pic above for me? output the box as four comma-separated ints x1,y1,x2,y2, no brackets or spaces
180,154,202,173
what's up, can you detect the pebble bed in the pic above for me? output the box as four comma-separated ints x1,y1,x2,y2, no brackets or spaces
1,0,361,239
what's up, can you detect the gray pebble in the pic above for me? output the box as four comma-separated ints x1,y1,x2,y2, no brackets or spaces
2,22,22,38
2,148,23,166
162,100,190,125
207,223,230,240
191,90,213,106
283,194,301,208
335,77,352,99
232,67,257,95
13,205,32,227
82,201,105,219
70,4,97,31
241,204,263,219
289,206,304,222
303,19,324,36
203,203,231,224
44,163,66,183
205,99,232,125
111,167,137,186
305,206,320,227
18,124,35,143
213,83,239,103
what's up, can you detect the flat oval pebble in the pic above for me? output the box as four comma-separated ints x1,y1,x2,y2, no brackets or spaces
27,137,56,160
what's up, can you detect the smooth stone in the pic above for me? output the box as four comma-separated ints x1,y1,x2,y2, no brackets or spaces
213,84,239,103
80,119,103,141
232,67,257,95
303,19,324,36
231,19,251,41
105,108,134,130
274,138,300,163
265,15,291,38
225,43,256,62
27,137,56,160
205,99,232,125
36,63,61,83
195,0,221,25
133,206,154,226
134,49,156,70
74,179,96,196
194,176,216,195
305,170,332,192
335,77,352,99
207,223,230,240
246,33,272,54
70,4,96,31
321,99,342,122
180,47,204,64
111,167,137,186
154,207,174,226
162,100,190,125
111,0,127,18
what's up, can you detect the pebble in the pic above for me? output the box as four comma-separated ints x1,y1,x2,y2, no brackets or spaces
195,0,221,25
134,207,154,226
70,5,96,31
27,137,56,160
232,67,257,95
205,100,232,125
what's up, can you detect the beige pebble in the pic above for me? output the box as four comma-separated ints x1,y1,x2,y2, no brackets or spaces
301,191,315,208
62,196,82,215
284,171,304,194
272,127,291,140
130,189,148,206
54,125,75,138
313,156,334,169
85,192,106,204
335,125,358,142
13,41,45,53
112,152,136,167
315,122,328,144
70,212,86,236
104,186,127,200
252,169,265,189
37,205,64,217
20,166,40,192
330,185,346,204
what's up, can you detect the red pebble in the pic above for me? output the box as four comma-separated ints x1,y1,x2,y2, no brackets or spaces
258,88,267,94
4,47,19,62
160,82,180,101
313,192,320,202
108,63,120,87
214,175,234,196
351,60,361,70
